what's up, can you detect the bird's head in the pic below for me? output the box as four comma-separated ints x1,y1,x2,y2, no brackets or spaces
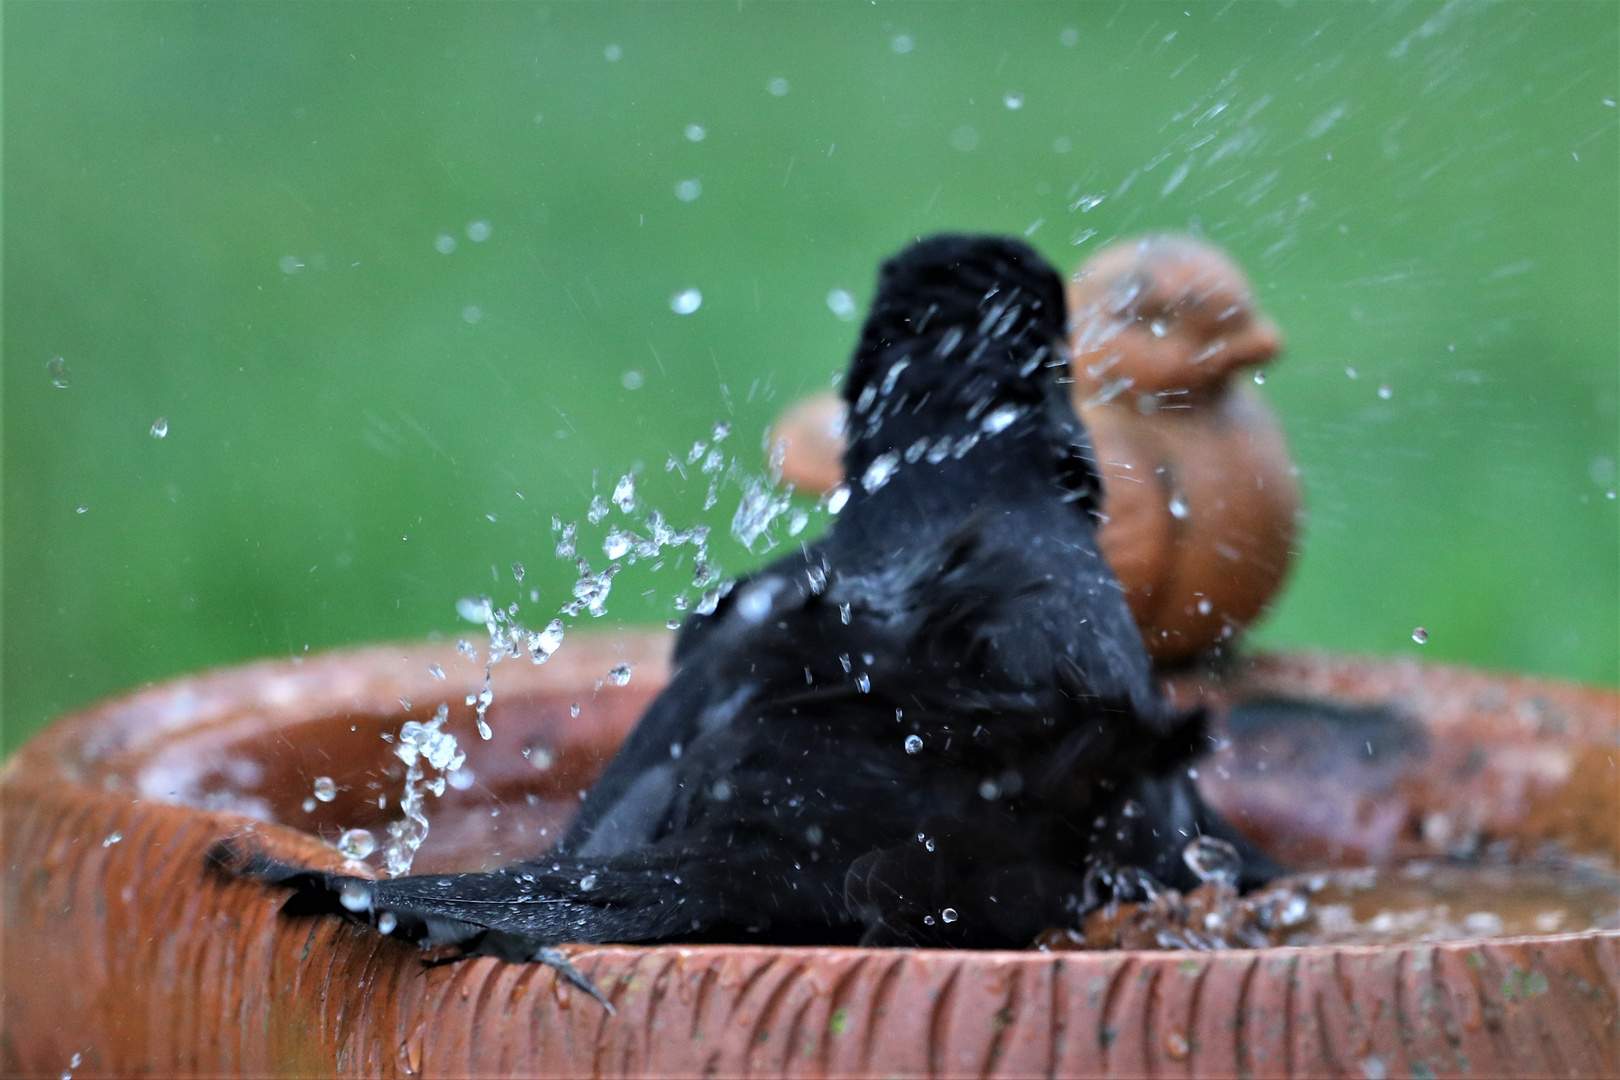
1067,233,1282,399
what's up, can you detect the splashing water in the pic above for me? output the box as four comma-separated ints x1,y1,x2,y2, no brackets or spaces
382,703,466,877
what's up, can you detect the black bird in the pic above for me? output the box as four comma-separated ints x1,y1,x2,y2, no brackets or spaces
216,235,1275,994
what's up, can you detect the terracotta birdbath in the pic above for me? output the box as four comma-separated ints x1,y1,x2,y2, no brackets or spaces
3,632,1616,1078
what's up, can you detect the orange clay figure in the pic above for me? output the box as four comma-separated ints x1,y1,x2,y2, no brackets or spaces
770,233,1300,663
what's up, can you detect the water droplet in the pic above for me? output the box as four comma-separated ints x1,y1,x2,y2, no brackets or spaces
1121,799,1144,818
767,76,790,96
1168,492,1190,520
1182,835,1243,887
302,797,317,813
674,178,702,202
1253,370,1267,385
670,288,703,315
941,907,958,923
1060,27,1079,46
890,33,914,54
447,766,475,790
923,915,936,925
461,305,483,324
1412,626,1429,644
826,288,857,321
861,451,901,492
338,828,376,859
279,255,302,274
1196,598,1213,615
377,911,398,935
684,123,706,142
149,418,168,439
607,662,633,686
603,529,632,560
75,504,88,514
525,745,555,771
949,125,979,152
428,663,445,681
603,44,622,62
1378,383,1393,400
905,734,923,754
511,562,526,583
338,882,371,912
1072,193,1105,212
47,357,69,388
855,673,871,693
313,776,338,802
465,220,492,242
824,485,850,515
570,703,581,718
434,233,457,254
476,717,492,740
980,404,1020,435
579,873,599,891
102,831,122,847
1345,366,1359,380
1003,91,1024,110
587,495,610,524
979,779,1000,800
612,472,637,513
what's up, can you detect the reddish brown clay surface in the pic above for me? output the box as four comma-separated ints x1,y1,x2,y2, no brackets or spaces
4,633,1616,1078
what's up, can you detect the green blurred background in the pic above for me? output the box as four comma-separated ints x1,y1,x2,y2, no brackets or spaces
5,2,1617,753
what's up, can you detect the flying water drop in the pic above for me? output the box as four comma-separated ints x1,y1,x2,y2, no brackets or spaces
1182,835,1243,888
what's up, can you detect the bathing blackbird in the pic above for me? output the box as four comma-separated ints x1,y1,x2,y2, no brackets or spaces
218,235,1275,988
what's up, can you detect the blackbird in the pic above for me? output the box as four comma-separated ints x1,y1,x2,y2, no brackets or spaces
217,235,1276,995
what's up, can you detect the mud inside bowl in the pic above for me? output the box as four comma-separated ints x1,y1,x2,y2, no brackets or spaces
4,632,1616,1078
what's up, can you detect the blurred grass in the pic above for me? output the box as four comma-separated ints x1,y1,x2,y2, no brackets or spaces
4,2,1616,753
